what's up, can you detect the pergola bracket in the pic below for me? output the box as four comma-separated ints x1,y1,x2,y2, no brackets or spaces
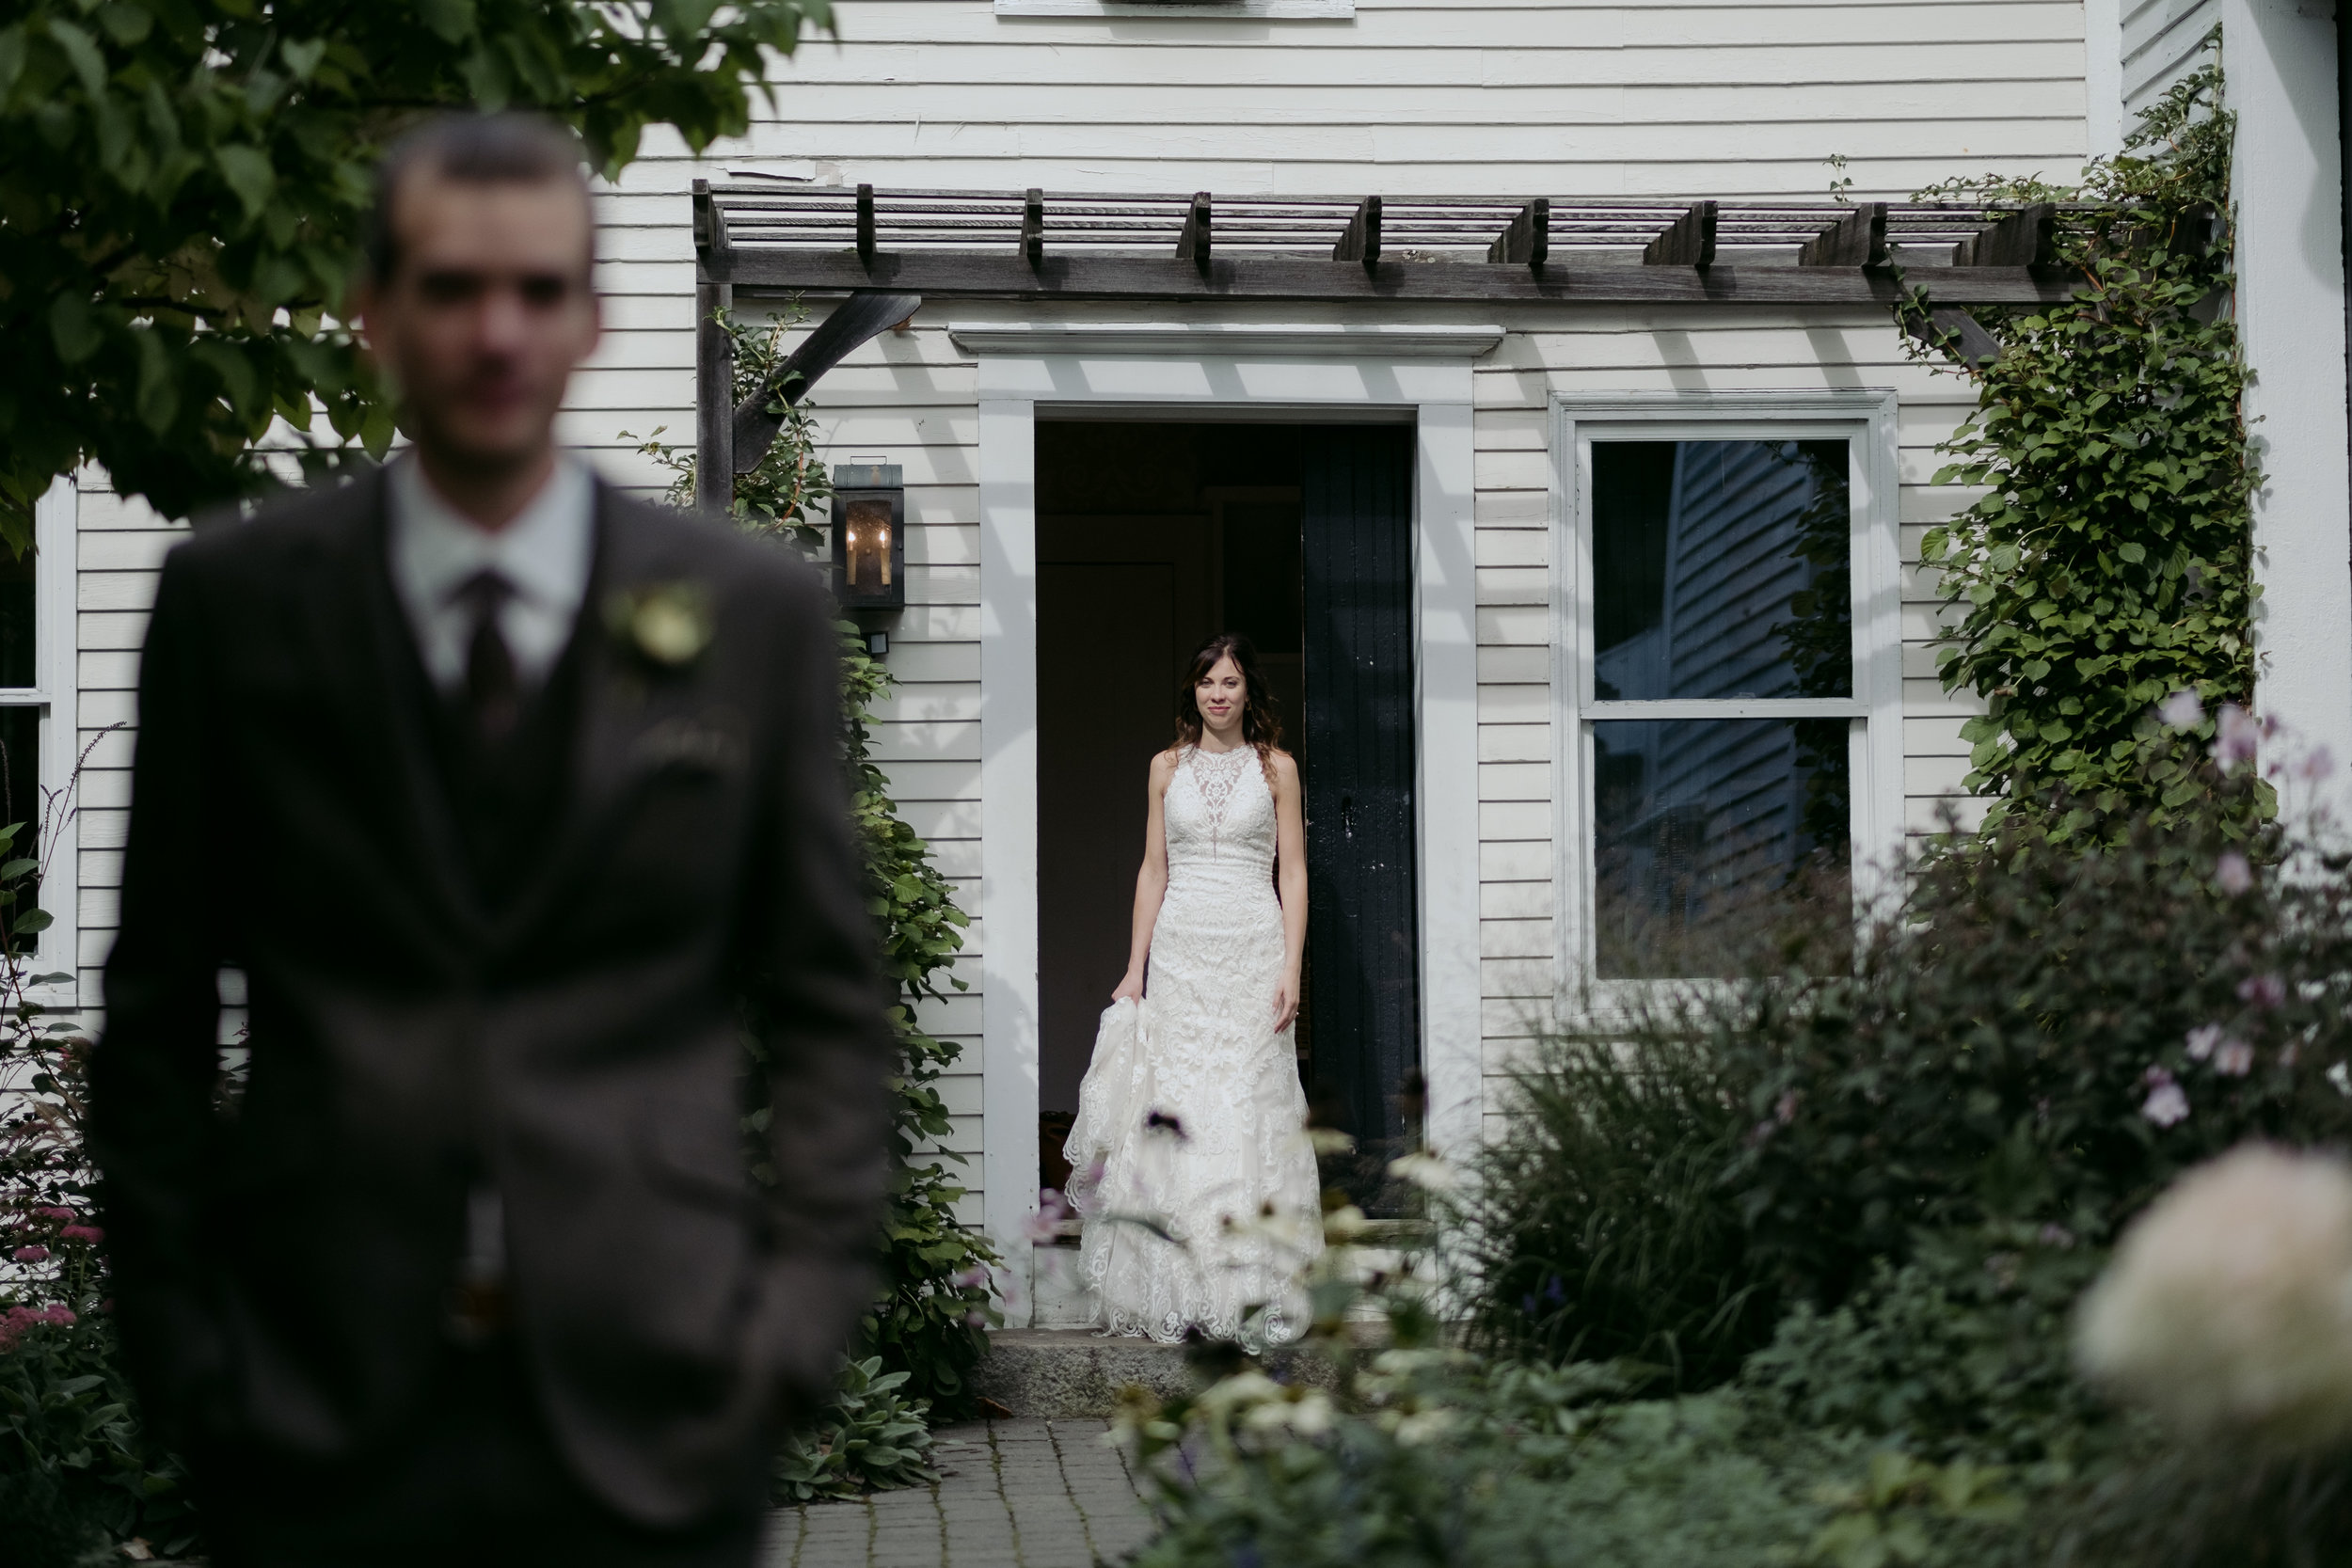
1488,198,1549,268
1798,202,1889,268
1176,192,1212,274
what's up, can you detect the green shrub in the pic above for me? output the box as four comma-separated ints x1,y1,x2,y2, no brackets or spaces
772,1356,937,1504
631,309,1001,1439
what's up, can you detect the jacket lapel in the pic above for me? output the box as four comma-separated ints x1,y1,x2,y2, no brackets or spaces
489,482,702,945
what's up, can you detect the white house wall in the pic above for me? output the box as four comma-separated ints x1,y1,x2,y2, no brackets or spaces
58,0,2102,1233
2123,0,2220,120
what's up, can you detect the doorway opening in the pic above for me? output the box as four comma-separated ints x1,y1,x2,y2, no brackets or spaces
1034,418,1421,1206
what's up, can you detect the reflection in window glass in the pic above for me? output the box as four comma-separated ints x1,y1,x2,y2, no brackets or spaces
1593,718,1850,977
0,705,40,953
1592,440,1851,701
0,546,33,689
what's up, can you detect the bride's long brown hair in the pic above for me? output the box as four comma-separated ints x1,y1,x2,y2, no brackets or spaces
1172,633,1284,783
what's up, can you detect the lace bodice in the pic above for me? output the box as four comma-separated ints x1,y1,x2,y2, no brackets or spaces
1165,745,1278,890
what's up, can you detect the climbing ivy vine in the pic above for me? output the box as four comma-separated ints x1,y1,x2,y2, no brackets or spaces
1902,44,2261,841
628,310,1001,1429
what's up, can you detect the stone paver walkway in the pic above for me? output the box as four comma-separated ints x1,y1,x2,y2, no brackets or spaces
771,1419,1157,1568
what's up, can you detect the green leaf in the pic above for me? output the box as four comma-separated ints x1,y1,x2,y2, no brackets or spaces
417,0,478,44
215,145,277,221
14,908,55,936
48,293,102,365
43,19,106,100
280,36,327,80
0,858,39,880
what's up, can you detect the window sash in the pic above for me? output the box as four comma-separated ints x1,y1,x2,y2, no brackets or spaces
1551,393,1904,995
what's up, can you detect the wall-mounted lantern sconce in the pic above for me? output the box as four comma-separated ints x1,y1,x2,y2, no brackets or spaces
830,463,906,610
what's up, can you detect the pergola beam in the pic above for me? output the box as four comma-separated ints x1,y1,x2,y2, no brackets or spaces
1643,202,1718,268
1176,191,1212,274
1798,202,1889,268
704,246,2079,307
1952,202,2057,267
1332,195,1382,268
1487,198,1549,267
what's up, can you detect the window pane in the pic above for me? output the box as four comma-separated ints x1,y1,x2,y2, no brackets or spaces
1592,718,1850,977
1591,439,1851,700
0,706,40,954
0,545,35,688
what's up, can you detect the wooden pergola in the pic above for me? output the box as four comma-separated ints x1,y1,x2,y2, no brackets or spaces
691,181,2087,499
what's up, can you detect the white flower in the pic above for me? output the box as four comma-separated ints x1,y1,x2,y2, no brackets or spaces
2214,1038,2255,1077
1323,1204,1371,1243
2141,1069,2190,1128
2186,1024,2223,1061
2159,689,2206,730
609,582,715,668
1195,1370,1283,1420
1391,1408,1457,1447
2330,1062,2352,1098
1304,1126,1357,1157
2216,851,2254,896
2076,1145,2352,1448
1388,1151,1460,1194
1240,1388,1336,1439
2217,704,2260,768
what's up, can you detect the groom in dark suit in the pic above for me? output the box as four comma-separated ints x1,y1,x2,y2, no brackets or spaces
88,114,894,1567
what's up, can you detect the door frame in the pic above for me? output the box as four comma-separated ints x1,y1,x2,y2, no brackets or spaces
961,319,1497,1316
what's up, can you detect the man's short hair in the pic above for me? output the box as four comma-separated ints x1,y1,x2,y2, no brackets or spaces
366,113,595,285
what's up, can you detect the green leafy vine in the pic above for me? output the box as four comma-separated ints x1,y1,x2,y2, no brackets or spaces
629,309,1001,1439
1901,42,2261,841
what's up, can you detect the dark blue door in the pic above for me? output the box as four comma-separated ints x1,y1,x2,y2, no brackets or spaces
1300,424,1421,1190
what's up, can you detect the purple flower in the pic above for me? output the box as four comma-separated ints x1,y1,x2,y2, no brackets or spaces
1022,1188,1073,1245
2299,746,2339,782
1773,1090,1803,1126
2217,852,2254,895
2038,1224,2077,1249
2214,1039,2256,1077
57,1225,102,1244
2141,1069,2190,1128
2159,690,2206,730
2186,1024,2223,1061
2217,705,2260,768
31,1207,74,1222
10,1245,49,1263
2239,974,2288,1010
951,1265,991,1291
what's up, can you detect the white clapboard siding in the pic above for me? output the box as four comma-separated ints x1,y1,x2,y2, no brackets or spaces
65,0,2101,1190
2122,0,2217,120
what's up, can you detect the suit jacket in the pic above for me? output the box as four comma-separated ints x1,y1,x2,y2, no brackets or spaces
89,468,895,1527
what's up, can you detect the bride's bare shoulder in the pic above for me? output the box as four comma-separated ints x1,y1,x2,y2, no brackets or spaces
1266,748,1301,786
1148,747,1184,787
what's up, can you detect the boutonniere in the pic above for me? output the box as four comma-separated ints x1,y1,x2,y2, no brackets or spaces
605,581,714,670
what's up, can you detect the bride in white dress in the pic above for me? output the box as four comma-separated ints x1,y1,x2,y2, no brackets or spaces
1063,633,1325,1346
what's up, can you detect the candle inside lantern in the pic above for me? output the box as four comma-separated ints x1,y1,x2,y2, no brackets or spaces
845,496,893,588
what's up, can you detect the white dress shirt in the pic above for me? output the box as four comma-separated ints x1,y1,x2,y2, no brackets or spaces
386,453,596,695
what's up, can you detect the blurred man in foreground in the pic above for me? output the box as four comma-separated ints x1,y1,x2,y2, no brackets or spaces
90,113,893,1567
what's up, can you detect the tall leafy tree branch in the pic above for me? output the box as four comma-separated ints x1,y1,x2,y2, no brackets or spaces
0,0,834,549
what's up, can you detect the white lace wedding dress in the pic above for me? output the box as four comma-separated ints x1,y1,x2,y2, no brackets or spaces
1064,743,1324,1346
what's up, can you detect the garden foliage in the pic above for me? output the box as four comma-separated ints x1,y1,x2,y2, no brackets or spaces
2,761,194,1565
0,0,834,547
636,310,1001,1435
1130,732,2352,1566
1904,50,2257,839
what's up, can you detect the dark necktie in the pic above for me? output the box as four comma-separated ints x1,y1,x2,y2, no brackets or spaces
453,569,520,744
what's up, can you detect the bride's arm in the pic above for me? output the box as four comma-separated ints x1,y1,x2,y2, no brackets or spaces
1270,752,1307,1032
1111,751,1177,1003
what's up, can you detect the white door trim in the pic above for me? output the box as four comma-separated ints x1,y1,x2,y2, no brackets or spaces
972,338,1486,1317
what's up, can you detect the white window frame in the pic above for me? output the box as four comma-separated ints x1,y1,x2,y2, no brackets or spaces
1549,391,1902,997
0,479,84,1006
